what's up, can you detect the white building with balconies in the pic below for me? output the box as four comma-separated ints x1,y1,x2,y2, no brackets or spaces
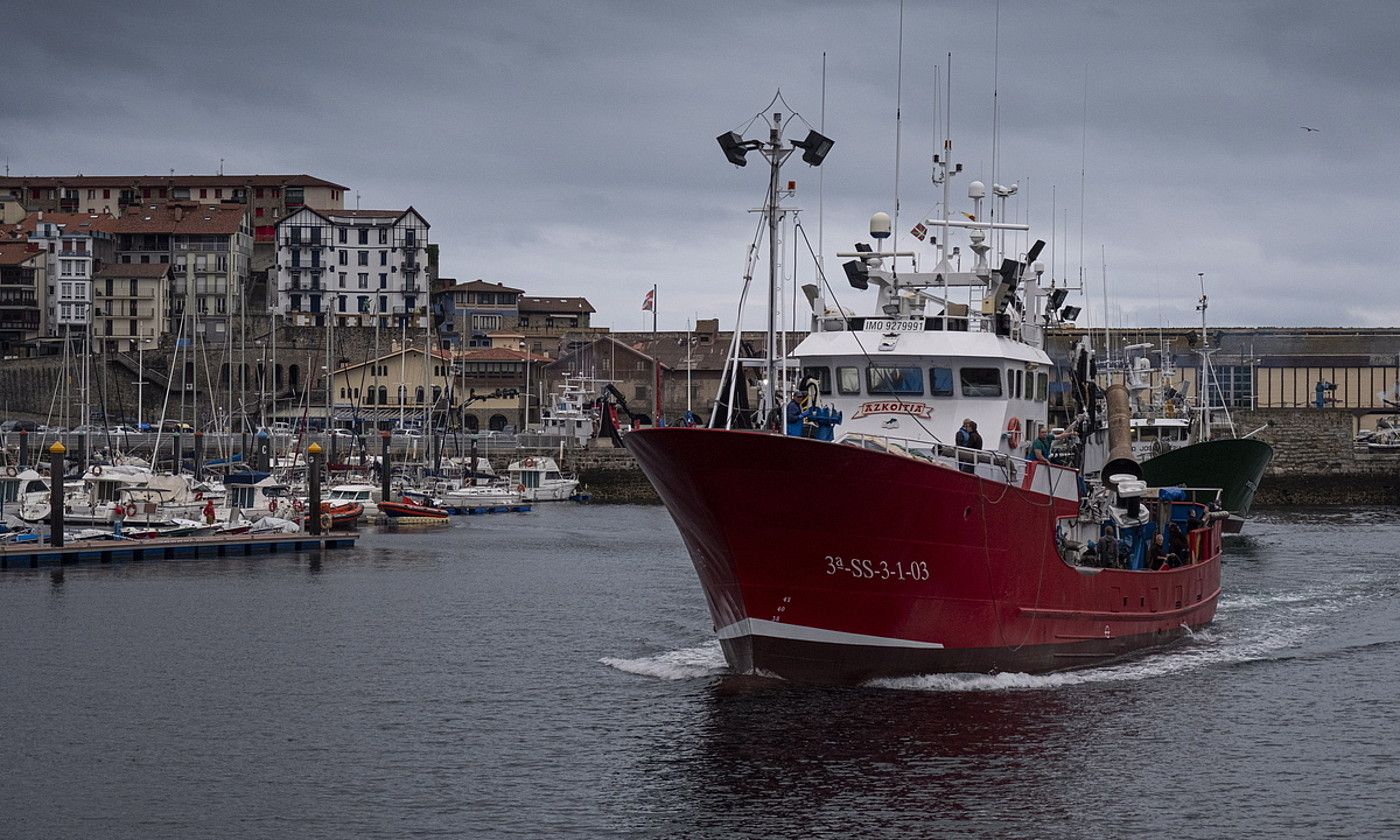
273,207,430,329
19,211,116,332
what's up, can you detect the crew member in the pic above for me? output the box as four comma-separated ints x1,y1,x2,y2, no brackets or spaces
1029,427,1055,464
785,390,810,437
203,498,216,525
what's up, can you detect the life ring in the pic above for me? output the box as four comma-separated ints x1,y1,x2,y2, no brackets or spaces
1006,416,1023,449
522,457,537,468
319,513,333,530
92,465,103,476
194,491,203,500
4,466,15,477
268,498,278,513
125,503,138,517
292,499,305,512
516,484,526,494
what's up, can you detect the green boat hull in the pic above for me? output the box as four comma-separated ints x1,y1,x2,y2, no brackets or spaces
1140,438,1275,533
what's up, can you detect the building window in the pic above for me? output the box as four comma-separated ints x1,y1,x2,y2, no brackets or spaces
215,188,223,199
358,228,368,245
338,228,347,244
200,189,207,198
379,274,387,289
379,251,387,266
358,273,368,289
255,188,264,198
358,250,368,266
378,228,388,244
255,207,264,218
488,414,507,432
338,250,347,265
103,189,111,199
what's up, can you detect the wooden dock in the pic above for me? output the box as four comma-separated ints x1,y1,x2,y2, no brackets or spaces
0,531,358,571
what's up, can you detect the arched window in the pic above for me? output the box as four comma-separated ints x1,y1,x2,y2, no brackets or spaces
289,364,301,391
219,363,230,386
398,385,407,405
366,388,376,406
488,414,508,432
464,414,480,432
379,386,389,405
432,385,442,404
415,386,425,404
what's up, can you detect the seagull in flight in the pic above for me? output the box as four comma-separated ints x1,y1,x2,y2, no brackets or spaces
1301,125,1319,132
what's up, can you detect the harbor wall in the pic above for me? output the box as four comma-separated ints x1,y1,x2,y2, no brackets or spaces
1229,409,1400,507
554,446,660,505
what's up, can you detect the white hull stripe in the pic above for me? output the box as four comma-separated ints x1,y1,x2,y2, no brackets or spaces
715,618,944,649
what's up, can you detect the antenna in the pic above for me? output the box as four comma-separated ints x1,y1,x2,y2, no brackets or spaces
218,158,224,176
1078,65,1088,298
892,0,905,260
990,0,1000,257
819,51,826,270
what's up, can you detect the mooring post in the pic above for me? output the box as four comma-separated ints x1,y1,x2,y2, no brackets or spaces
379,430,392,503
193,431,204,481
171,432,182,476
49,441,64,549
254,428,271,472
307,442,322,536
18,429,29,469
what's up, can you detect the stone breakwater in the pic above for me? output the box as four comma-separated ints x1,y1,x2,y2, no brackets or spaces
554,446,660,505
1229,409,1400,507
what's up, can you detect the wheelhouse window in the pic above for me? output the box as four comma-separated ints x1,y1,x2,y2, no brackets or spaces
930,366,954,397
866,366,924,396
801,366,832,395
836,367,861,395
961,367,1004,397
1036,372,1048,401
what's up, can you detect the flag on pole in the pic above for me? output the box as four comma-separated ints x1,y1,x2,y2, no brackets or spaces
642,288,655,311
910,222,927,241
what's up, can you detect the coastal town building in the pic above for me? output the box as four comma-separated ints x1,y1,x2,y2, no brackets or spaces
92,263,170,353
0,242,45,354
328,339,551,432
14,211,117,333
434,279,524,348
111,201,253,341
272,207,430,330
0,174,348,243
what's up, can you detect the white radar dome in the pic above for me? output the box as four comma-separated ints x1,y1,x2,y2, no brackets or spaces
869,212,892,239
968,180,986,199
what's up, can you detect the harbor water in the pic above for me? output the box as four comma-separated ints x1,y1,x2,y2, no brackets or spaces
3,505,1399,838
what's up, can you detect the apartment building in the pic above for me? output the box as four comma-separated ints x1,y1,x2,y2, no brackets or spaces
273,207,430,329
92,263,170,352
14,211,117,331
0,242,45,354
435,279,524,348
0,174,347,243
112,202,252,340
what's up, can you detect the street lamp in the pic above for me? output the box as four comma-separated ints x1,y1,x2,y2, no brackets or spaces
715,110,834,421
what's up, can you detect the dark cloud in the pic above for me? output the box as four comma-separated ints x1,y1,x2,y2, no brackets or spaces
3,0,1396,329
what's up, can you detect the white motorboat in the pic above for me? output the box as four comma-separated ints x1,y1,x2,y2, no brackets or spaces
505,456,579,502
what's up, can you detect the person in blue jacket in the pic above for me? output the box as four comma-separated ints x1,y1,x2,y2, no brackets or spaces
785,390,810,436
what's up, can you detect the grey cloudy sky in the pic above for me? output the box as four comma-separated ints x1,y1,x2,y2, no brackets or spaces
4,0,1397,331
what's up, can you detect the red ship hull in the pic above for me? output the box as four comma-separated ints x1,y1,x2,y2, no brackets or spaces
625,428,1222,683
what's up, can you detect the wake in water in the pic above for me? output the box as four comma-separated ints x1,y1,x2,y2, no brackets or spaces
602,574,1398,690
601,642,729,681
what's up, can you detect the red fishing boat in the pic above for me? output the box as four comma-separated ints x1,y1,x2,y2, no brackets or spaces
624,108,1225,682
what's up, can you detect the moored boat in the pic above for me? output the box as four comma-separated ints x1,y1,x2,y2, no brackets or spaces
378,496,448,521
319,500,364,529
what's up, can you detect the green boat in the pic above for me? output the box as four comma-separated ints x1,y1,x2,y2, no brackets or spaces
1139,437,1274,533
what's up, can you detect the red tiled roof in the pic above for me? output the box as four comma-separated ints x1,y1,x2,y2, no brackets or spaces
0,242,41,265
17,211,118,235
459,347,553,363
518,295,595,314
0,173,349,190
451,279,524,294
94,262,172,278
113,202,246,236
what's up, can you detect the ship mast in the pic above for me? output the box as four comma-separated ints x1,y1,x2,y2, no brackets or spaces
1196,272,1211,441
